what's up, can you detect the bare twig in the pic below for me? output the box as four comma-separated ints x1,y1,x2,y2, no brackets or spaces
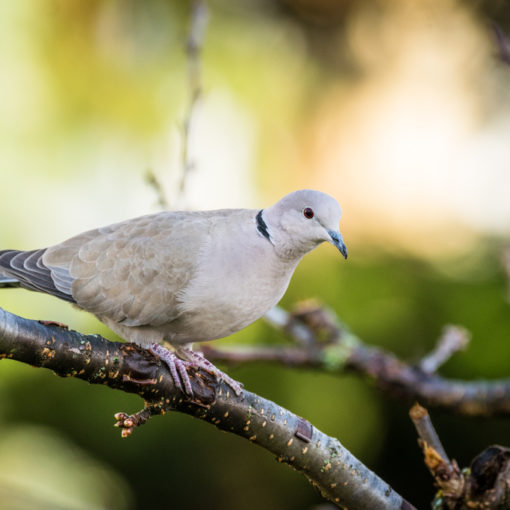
179,0,209,201
409,403,450,463
0,306,416,510
145,169,169,209
143,1,209,210
410,404,465,503
203,305,510,417
419,326,470,374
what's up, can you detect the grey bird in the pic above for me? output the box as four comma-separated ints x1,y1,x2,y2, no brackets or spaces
0,189,347,395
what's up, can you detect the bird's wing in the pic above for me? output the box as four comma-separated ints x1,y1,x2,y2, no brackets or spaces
0,211,216,327
42,211,213,327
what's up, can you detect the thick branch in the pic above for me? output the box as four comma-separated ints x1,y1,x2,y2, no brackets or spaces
202,306,510,417
0,307,415,510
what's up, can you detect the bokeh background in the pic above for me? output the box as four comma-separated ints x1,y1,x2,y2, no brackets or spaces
1,1,510,508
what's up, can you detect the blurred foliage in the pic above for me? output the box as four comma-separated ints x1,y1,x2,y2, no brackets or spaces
1,1,510,509
0,424,130,510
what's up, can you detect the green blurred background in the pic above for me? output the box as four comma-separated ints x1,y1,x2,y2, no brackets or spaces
2,1,510,508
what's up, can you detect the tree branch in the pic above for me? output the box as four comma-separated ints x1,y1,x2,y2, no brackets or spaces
0,306,415,510
202,305,510,417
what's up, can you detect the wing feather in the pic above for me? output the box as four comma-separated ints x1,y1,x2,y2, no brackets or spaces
1,210,223,329
43,211,209,327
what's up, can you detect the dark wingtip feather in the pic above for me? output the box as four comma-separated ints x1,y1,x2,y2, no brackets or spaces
0,249,76,303
0,276,20,288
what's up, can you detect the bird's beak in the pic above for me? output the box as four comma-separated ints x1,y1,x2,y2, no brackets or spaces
328,230,348,259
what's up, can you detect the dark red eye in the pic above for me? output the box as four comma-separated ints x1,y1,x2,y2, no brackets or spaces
303,207,314,219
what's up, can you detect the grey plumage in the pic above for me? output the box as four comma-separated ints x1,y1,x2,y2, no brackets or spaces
0,189,347,394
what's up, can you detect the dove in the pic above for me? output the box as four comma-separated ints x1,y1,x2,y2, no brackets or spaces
0,189,347,395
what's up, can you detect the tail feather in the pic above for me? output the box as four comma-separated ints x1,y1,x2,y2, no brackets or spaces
0,249,76,303
0,276,20,288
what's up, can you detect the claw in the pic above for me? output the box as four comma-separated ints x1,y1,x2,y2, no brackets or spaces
149,343,194,396
149,343,244,397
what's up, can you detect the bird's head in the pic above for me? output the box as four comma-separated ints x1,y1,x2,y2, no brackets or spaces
262,189,347,260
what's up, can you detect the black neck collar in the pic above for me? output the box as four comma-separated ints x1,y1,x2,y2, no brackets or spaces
256,210,271,242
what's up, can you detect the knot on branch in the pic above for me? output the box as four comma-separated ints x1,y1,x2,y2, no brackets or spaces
121,343,159,384
423,445,464,499
119,343,217,405
468,446,510,506
412,404,510,509
428,445,510,509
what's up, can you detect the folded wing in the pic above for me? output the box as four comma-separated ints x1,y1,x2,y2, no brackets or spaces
1,211,209,327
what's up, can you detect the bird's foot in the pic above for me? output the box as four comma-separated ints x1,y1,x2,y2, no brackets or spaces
185,350,244,396
149,343,243,397
148,343,194,395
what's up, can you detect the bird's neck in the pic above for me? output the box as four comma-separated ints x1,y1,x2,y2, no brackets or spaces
260,207,321,261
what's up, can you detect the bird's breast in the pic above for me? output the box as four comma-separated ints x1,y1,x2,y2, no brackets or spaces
173,235,297,342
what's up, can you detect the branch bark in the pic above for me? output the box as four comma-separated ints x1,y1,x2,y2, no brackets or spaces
0,306,415,510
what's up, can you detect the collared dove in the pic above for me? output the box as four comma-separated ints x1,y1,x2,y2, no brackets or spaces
0,189,347,395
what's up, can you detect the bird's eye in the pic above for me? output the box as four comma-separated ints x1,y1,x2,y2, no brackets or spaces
303,207,314,219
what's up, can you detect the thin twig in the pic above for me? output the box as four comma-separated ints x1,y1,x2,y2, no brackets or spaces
179,0,209,201
144,1,209,210
145,169,169,209
419,326,470,374
409,403,450,464
410,404,464,502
